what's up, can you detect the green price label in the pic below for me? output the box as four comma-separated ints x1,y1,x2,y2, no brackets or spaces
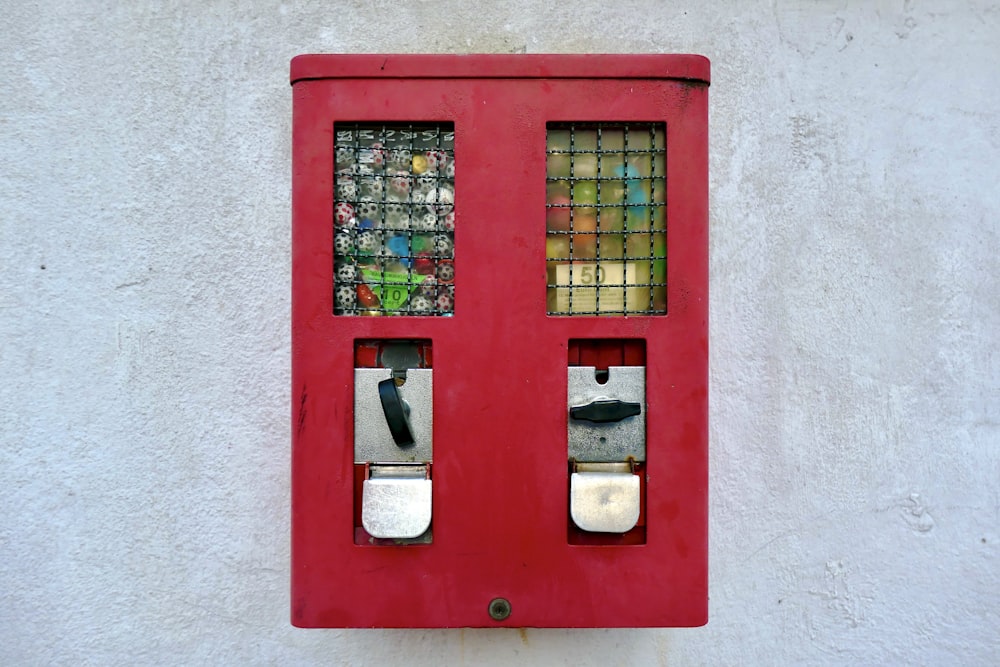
360,269,428,311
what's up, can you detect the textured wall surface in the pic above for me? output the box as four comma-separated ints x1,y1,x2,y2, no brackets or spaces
1,1,998,664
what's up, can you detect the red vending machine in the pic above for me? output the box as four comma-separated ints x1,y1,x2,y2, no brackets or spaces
291,54,709,628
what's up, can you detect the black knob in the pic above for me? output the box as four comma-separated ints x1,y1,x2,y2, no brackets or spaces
378,378,415,446
570,399,641,423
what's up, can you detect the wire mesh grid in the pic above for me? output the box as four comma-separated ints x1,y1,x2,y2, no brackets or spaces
546,123,666,316
333,124,455,316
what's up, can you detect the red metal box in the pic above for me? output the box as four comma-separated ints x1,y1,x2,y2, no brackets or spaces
291,54,709,628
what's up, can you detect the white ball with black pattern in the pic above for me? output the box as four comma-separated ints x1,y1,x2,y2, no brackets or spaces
356,230,379,252
335,146,355,166
383,200,410,229
415,170,439,192
411,212,439,232
360,175,384,198
336,180,358,201
418,275,438,297
335,285,356,308
355,197,379,220
432,234,454,257
387,149,411,170
408,295,433,313
336,263,357,284
424,186,454,216
334,231,354,256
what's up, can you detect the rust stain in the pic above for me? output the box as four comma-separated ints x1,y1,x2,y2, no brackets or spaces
518,627,529,645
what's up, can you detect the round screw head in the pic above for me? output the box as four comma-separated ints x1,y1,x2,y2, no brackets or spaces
488,598,511,621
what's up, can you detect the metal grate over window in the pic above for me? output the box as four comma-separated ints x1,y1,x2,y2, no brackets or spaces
333,124,455,316
546,123,666,316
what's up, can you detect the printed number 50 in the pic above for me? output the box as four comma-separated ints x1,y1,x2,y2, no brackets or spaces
579,265,605,285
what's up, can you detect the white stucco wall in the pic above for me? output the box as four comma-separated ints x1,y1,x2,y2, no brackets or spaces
1,1,997,664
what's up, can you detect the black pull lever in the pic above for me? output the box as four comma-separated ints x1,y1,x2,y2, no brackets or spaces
378,378,415,446
570,399,642,423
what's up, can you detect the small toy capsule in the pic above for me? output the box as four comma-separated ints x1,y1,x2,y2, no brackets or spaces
425,187,454,216
437,283,454,300
360,175,384,198
408,295,434,313
411,212,438,232
435,293,454,312
375,246,398,267
335,284,357,308
411,234,434,254
356,230,379,252
387,149,412,170
355,197,379,220
436,259,455,283
334,232,355,256
418,274,438,295
414,254,436,276
336,262,358,284
335,146,355,167
336,180,358,201
357,283,380,308
415,170,438,192
370,142,386,167
425,149,448,170
334,202,355,226
388,172,411,197
411,154,429,174
432,234,454,258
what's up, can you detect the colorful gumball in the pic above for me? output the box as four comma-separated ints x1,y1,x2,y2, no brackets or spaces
334,202,355,226
411,233,434,253
386,235,411,258
411,154,429,174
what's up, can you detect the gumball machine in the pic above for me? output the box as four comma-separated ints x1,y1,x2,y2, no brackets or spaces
545,124,667,315
291,54,709,629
